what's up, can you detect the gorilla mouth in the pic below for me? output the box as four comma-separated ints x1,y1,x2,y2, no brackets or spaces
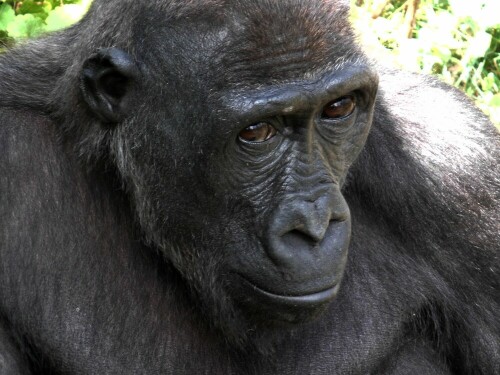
233,276,340,324
238,275,340,307
245,280,340,307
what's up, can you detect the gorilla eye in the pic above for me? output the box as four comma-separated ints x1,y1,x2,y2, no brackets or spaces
238,122,277,143
322,95,356,119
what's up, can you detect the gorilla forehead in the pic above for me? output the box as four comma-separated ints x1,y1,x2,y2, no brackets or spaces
158,0,351,19
134,0,358,85
223,1,354,81
79,0,359,91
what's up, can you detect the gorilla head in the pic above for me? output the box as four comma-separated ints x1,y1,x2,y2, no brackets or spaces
64,0,378,343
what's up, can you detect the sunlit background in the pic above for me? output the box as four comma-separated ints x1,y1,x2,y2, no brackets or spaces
351,0,499,127
0,0,498,127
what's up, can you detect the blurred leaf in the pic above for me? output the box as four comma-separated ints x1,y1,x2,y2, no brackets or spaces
490,94,500,107
350,0,500,127
17,0,47,17
43,3,53,13
6,13,44,38
0,3,15,30
464,31,492,61
482,72,498,92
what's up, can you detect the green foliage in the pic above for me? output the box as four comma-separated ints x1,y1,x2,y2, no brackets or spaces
0,0,91,44
351,0,500,127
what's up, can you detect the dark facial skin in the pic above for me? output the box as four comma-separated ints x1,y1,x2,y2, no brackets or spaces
217,67,377,322
80,6,378,329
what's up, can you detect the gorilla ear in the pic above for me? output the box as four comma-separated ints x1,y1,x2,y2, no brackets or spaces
81,48,139,124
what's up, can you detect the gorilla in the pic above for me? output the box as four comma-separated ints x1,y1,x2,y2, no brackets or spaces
0,0,498,374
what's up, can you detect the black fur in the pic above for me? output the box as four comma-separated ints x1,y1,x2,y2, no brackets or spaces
0,1,498,374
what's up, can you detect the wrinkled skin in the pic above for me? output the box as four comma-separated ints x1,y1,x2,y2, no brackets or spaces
0,1,499,374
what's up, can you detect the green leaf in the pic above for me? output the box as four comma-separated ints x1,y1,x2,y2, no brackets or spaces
6,13,45,38
490,93,500,107
17,0,47,17
0,3,15,31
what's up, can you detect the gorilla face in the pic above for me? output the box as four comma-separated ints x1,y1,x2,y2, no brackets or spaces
80,1,378,333
208,68,377,325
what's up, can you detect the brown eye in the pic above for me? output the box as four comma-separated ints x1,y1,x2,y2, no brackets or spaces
322,95,356,119
238,122,277,143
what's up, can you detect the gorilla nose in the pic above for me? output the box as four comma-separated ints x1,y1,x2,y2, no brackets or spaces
282,200,331,244
266,192,350,268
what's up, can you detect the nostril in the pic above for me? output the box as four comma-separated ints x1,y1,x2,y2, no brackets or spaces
281,229,320,249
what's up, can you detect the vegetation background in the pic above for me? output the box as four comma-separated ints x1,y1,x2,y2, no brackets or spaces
0,0,499,127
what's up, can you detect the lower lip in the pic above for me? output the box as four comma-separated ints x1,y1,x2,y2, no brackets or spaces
239,277,340,307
